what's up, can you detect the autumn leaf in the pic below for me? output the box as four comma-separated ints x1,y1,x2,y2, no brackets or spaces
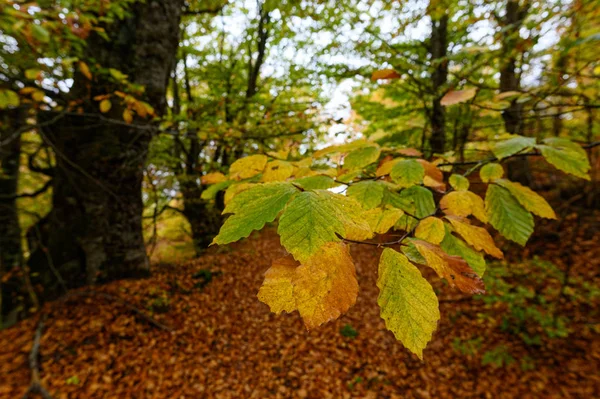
495,179,556,219
213,183,298,246
418,159,446,192
377,248,440,359
480,163,504,182
258,243,358,329
445,215,503,259
99,99,112,113
376,158,401,177
365,208,404,234
449,174,469,191
262,160,294,182
122,109,133,123
79,61,92,80
371,69,401,80
537,137,591,180
257,255,298,314
440,88,477,106
229,154,268,180
440,191,487,223
414,217,445,245
344,146,381,171
201,172,227,185
411,239,485,294
440,225,486,277
390,159,425,188
293,243,358,329
347,180,386,210
292,175,338,190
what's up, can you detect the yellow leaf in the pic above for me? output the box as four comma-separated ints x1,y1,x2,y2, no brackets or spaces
376,158,402,177
262,160,294,182
31,90,45,102
122,109,133,123
440,88,477,106
79,61,92,80
293,243,358,329
99,99,111,113
371,69,401,80
229,154,268,180
440,191,487,223
257,255,298,314
480,163,504,182
365,208,404,234
412,239,485,294
445,216,503,259
414,217,445,245
201,172,227,185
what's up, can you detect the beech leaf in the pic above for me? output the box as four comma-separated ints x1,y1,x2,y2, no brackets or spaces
377,248,440,359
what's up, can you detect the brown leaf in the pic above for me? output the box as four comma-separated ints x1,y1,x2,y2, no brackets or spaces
412,239,485,294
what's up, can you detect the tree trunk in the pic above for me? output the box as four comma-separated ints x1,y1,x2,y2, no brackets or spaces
29,0,184,297
500,0,532,185
0,107,24,320
429,14,449,155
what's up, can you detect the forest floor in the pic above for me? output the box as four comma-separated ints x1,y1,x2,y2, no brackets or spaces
1,207,599,398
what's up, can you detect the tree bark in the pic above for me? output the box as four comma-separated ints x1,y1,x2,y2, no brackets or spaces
500,0,532,185
29,0,184,296
0,108,24,272
429,14,449,155
0,107,25,320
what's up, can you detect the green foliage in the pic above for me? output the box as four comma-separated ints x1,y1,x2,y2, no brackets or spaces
340,324,359,339
482,345,515,368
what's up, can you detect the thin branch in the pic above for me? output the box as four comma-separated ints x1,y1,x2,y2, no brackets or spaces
21,314,53,399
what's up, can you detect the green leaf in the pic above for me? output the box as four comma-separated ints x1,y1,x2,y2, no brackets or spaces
31,24,50,43
213,183,297,245
440,225,486,277
492,136,536,159
405,186,435,219
201,180,232,200
347,180,385,209
449,174,469,191
480,163,504,183
293,175,338,190
377,248,440,359
0,89,20,109
495,179,556,219
485,184,534,246
537,138,590,180
278,190,347,262
390,159,425,188
344,146,381,170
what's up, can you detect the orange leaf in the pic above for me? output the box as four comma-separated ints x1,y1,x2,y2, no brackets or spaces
412,239,485,294
371,69,401,81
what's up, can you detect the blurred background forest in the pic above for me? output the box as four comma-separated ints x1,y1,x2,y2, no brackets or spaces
1,0,599,398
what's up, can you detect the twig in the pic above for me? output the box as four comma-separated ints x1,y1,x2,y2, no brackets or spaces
22,314,53,399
